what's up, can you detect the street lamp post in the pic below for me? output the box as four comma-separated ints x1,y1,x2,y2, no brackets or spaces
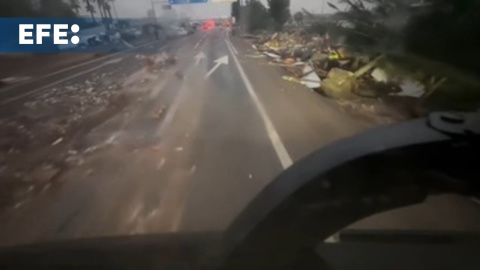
239,0,248,33
151,0,159,23
151,0,171,24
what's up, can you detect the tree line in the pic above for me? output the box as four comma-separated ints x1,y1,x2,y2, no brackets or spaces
232,0,480,76
0,0,115,21
231,0,290,32
330,0,480,76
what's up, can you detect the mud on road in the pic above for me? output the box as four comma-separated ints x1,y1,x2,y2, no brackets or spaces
0,53,177,211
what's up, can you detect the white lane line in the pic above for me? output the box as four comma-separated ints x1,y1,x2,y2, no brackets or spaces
190,165,197,175
155,40,206,136
194,34,206,50
122,39,135,49
472,198,480,206
170,205,185,232
325,233,340,243
0,41,167,94
128,203,143,223
1,57,124,105
225,39,293,169
156,79,187,136
225,31,238,55
230,41,239,55
1,43,168,105
225,38,238,55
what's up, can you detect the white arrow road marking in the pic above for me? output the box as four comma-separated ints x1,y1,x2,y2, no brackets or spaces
205,55,229,79
195,52,206,66
194,34,206,49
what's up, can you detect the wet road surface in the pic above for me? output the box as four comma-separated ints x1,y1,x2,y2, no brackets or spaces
0,29,480,246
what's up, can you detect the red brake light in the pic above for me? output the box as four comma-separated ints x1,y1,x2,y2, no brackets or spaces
202,20,215,31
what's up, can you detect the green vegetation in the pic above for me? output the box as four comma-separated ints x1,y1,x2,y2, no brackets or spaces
247,0,270,32
231,0,271,32
330,0,480,77
267,0,290,30
293,11,304,26
231,0,239,22
329,0,480,109
231,0,290,32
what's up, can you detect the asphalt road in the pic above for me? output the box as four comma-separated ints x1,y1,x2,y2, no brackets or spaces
1,29,480,246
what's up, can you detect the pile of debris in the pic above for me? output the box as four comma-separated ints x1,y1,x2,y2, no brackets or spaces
247,31,430,104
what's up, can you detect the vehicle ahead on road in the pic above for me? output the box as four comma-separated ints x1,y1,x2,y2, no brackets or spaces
1,112,479,269
202,20,216,31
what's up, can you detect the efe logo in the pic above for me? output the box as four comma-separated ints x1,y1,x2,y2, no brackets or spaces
19,24,80,45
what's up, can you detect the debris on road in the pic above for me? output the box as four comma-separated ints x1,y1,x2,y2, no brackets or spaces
51,138,63,146
245,54,266,59
84,169,94,177
246,29,452,122
322,68,357,99
396,80,426,98
0,51,179,210
300,64,321,89
31,165,61,184
65,155,85,167
124,52,176,87
156,158,166,170
152,106,166,119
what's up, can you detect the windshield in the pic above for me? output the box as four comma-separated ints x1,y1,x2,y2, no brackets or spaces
0,0,480,246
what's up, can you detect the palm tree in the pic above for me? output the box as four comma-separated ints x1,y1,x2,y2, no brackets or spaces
108,0,118,19
103,0,114,20
83,0,96,21
96,0,106,19
70,0,81,15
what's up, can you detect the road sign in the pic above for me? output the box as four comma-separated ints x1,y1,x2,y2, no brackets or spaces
168,0,207,4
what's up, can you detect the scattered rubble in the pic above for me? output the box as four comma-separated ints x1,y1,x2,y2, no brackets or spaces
152,106,166,119
0,52,177,209
247,30,442,122
51,137,63,146
30,165,61,184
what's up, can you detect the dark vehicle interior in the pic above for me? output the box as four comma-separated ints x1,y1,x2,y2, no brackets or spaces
0,111,479,269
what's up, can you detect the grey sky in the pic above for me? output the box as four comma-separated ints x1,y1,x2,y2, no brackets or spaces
112,0,337,19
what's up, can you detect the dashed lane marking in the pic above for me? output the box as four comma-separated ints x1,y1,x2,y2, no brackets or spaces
224,39,293,169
